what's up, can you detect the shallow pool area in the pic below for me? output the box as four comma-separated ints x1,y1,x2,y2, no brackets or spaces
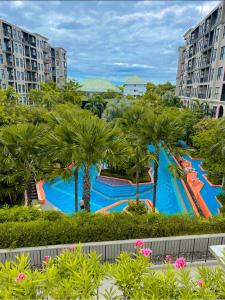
182,154,222,215
43,147,196,215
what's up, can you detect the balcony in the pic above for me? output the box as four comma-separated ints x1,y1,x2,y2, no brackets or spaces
187,79,192,85
8,74,14,81
198,93,207,99
199,76,209,83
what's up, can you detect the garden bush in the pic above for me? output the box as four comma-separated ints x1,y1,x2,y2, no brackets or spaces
0,206,64,223
1,208,225,248
127,201,148,214
0,241,224,299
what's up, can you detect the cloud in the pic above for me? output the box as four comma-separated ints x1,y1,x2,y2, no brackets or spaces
0,0,220,84
109,62,155,69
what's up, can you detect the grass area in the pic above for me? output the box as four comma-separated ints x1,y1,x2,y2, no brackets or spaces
101,168,151,183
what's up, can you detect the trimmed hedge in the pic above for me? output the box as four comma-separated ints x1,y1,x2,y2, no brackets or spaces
1,209,225,248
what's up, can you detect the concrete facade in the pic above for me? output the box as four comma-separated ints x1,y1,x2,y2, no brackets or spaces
176,1,225,118
0,19,67,104
123,76,146,96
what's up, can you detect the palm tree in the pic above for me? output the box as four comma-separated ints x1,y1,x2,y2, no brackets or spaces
46,113,129,212
141,112,182,212
0,123,45,206
71,115,129,212
128,145,154,203
84,95,105,118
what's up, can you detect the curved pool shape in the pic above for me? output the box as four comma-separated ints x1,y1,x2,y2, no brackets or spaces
182,154,222,215
43,148,194,215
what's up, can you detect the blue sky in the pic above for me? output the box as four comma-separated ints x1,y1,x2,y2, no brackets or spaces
0,0,220,84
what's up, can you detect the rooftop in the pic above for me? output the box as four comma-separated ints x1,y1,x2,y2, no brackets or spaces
80,78,121,93
124,76,146,85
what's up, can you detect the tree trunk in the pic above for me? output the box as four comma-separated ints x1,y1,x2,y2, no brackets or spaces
24,189,29,206
222,174,225,191
74,167,79,213
24,179,33,206
136,170,140,204
83,165,90,212
152,145,159,212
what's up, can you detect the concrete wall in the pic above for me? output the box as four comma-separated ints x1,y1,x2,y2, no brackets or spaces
1,233,225,266
124,83,146,96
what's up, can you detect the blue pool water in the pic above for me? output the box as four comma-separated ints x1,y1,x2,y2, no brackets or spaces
182,154,222,215
43,147,195,215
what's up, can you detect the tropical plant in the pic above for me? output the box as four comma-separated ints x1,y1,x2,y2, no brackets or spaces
84,94,105,118
0,124,46,206
46,112,129,212
140,110,183,212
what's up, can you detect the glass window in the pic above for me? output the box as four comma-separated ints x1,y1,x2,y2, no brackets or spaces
16,57,19,67
14,43,18,53
217,67,223,80
21,72,24,80
19,44,23,54
17,71,20,80
0,54,3,64
220,46,225,59
211,68,214,80
20,58,23,68
22,85,25,93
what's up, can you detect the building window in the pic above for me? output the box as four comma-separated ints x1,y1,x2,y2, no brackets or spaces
22,85,25,93
223,25,225,38
215,87,220,99
0,54,3,64
19,44,23,54
220,46,225,59
17,84,21,93
20,58,23,68
217,67,223,80
21,72,24,80
16,58,19,67
212,48,217,61
16,71,20,80
14,43,18,53
210,68,214,80
215,28,220,42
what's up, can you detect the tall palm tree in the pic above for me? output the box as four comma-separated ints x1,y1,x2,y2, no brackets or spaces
46,113,129,212
128,145,154,203
141,112,182,212
0,123,45,206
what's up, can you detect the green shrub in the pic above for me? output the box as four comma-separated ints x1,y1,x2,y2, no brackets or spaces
207,173,222,185
217,192,225,206
1,209,225,248
0,206,64,223
127,201,148,214
0,245,225,299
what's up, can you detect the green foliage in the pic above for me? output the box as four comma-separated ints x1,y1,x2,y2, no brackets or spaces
2,208,225,248
0,245,225,299
0,206,63,223
127,201,148,215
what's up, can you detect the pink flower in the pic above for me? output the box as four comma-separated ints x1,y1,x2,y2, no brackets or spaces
135,239,144,248
141,248,153,257
165,255,173,263
70,244,75,252
44,255,50,263
175,257,187,269
15,273,27,282
197,279,204,287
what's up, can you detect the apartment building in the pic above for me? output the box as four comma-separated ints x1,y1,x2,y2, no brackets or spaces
0,19,67,103
176,1,225,118
123,76,146,96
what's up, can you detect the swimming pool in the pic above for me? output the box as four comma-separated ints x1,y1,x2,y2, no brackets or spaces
182,154,222,215
43,147,194,215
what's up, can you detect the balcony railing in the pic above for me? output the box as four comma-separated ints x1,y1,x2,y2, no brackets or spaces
199,76,209,83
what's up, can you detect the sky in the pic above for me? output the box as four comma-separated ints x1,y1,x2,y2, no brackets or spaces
0,0,221,85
